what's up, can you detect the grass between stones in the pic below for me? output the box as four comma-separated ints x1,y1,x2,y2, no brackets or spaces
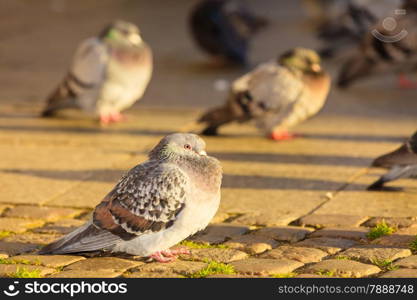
0,258,39,265
316,270,336,277
370,259,399,271
410,236,417,253
0,231,12,239
180,240,228,249
7,267,43,278
189,260,235,278
366,221,396,240
271,273,297,278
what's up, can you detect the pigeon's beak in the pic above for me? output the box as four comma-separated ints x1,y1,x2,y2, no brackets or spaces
128,34,142,46
311,63,322,73
198,150,207,156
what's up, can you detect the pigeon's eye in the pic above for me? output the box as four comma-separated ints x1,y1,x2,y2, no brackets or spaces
184,144,192,150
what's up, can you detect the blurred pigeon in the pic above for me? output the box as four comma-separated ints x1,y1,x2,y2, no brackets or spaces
41,20,153,125
337,0,417,88
316,0,401,59
189,0,267,66
195,48,331,140
368,130,417,190
40,133,222,262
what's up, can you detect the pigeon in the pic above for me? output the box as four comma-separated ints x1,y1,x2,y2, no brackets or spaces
41,20,153,125
195,48,331,140
39,133,222,262
189,0,267,66
368,130,417,190
337,0,417,88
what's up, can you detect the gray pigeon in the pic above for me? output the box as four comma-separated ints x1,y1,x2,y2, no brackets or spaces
196,48,331,140
337,0,417,88
368,130,417,190
39,133,222,262
41,20,153,125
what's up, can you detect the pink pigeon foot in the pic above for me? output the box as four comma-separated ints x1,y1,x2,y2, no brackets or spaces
109,112,127,123
99,114,112,126
398,73,417,89
149,247,190,263
269,131,301,141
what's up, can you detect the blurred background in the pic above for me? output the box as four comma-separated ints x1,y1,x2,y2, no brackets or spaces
1,0,416,122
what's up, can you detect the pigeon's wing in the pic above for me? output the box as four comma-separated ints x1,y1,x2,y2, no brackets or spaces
64,37,109,99
372,144,417,168
93,161,188,238
367,165,417,190
40,161,188,254
42,38,109,116
232,63,304,130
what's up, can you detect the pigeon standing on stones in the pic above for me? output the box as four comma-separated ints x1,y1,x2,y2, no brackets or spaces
368,131,417,190
337,0,417,88
189,0,267,66
40,133,222,262
41,20,153,125
195,48,331,140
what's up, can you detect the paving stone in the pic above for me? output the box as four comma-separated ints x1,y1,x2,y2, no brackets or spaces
364,217,417,229
224,235,279,254
182,248,248,263
295,273,334,278
340,246,412,264
230,258,303,276
0,264,56,277
65,257,141,272
261,246,328,264
10,254,85,268
190,223,249,244
0,217,44,233
136,260,207,276
299,214,368,228
253,226,314,243
4,205,83,222
34,219,85,234
0,241,38,257
124,271,184,278
305,259,381,278
49,270,122,278
211,212,230,224
310,227,369,241
295,238,357,254
4,233,62,245
380,269,417,278
373,226,417,248
394,255,417,269
206,274,264,278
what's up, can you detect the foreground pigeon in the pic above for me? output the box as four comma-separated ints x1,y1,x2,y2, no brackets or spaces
196,48,331,140
41,20,153,124
40,133,222,262
337,0,417,88
189,0,267,66
368,131,417,190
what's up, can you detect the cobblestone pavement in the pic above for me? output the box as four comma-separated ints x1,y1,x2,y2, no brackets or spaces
0,0,417,278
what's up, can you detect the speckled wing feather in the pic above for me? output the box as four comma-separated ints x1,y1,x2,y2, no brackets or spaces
40,160,188,254
232,62,304,129
93,161,188,239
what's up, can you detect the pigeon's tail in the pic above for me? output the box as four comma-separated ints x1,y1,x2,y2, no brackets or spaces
39,222,121,255
198,104,236,136
372,144,417,169
337,54,375,88
41,80,77,117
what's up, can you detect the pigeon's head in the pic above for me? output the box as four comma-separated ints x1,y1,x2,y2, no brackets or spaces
149,133,208,160
100,20,143,47
278,48,323,75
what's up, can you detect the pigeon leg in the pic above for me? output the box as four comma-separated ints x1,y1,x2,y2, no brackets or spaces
269,130,301,141
162,247,191,257
99,114,112,126
109,112,127,123
398,73,417,89
149,251,176,263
